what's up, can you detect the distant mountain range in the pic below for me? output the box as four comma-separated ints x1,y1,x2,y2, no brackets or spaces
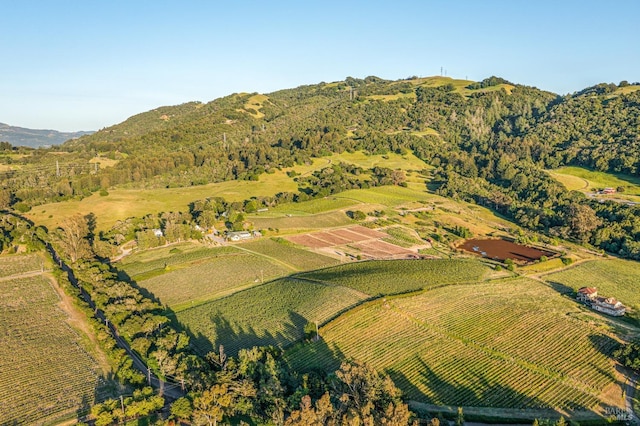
0,122,93,148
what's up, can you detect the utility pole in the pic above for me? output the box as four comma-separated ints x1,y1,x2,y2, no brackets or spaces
56,160,60,177
441,66,443,76
315,321,319,341
120,395,125,415
223,132,226,144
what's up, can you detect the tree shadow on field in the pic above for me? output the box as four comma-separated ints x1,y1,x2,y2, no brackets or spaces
387,356,591,417
546,280,575,296
114,262,336,365
116,268,164,305
177,310,315,358
283,336,347,378
76,370,127,423
588,334,621,383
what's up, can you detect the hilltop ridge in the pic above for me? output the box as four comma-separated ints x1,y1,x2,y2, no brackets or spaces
2,74,640,260
0,122,93,148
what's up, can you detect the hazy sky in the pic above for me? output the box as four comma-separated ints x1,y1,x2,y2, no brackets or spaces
2,0,638,131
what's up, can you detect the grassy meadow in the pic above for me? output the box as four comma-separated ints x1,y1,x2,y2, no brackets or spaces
267,196,358,215
244,93,269,118
286,277,623,413
548,166,640,201
25,151,429,231
337,185,433,206
251,210,354,232
403,76,514,96
362,75,514,103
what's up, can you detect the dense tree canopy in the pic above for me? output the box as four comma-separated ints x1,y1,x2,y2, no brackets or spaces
2,77,640,259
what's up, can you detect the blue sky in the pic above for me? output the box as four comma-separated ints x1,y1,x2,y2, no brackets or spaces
1,0,638,131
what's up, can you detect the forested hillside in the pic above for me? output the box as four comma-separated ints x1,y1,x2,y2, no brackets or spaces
1,76,639,258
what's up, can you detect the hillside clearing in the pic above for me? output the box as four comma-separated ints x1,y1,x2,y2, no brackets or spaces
548,166,640,196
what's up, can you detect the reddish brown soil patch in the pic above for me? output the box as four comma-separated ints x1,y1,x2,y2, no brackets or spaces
353,240,413,257
460,238,556,263
287,234,333,248
286,226,416,259
313,232,352,245
348,226,387,239
330,228,372,242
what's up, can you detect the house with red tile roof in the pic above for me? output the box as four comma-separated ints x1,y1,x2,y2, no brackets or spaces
576,287,626,316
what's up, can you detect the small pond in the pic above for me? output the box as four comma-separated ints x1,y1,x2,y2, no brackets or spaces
459,238,556,263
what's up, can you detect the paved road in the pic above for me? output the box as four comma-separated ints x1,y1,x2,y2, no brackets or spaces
46,243,185,401
625,373,639,424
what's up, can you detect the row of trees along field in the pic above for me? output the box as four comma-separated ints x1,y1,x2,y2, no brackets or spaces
88,164,407,252
2,209,627,423
1,77,639,257
41,213,423,425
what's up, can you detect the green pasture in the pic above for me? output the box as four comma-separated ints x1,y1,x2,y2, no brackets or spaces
337,185,434,207
326,150,428,171
251,210,353,232
26,151,431,231
267,197,358,215
548,166,640,195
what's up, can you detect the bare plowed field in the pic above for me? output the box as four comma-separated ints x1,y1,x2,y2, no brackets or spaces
286,226,415,259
